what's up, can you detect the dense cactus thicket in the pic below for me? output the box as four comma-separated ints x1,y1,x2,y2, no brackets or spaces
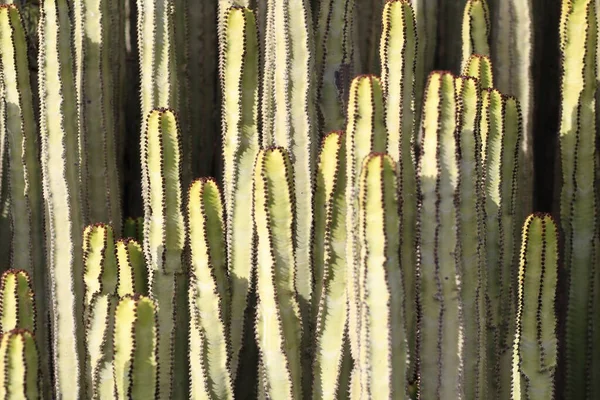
0,0,594,399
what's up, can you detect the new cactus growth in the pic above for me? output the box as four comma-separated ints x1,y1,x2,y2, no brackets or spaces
461,0,491,70
0,270,35,335
115,238,147,297
512,213,558,400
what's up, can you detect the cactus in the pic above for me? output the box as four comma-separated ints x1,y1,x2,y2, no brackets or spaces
113,295,158,399
123,217,144,243
344,75,386,361
559,0,599,397
140,108,187,399
461,0,491,71
83,224,118,308
115,238,147,297
0,329,39,399
416,71,463,399
379,0,418,380
512,213,558,400
0,270,35,335
355,153,407,399
38,0,86,396
73,0,122,232
311,131,349,400
187,178,233,399
462,54,494,89
253,147,303,399
220,6,259,380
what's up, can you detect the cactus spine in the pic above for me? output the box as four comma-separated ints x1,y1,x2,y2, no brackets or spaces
220,6,259,380
417,71,464,399
559,0,599,397
187,178,233,399
140,108,186,399
38,0,86,396
512,213,558,400
379,0,418,380
311,131,349,400
253,147,303,399
356,153,407,399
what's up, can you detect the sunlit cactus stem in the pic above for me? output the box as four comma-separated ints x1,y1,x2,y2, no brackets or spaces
356,153,407,399
253,147,303,400
416,71,464,399
0,270,35,335
140,108,187,399
559,0,599,398
83,224,118,308
115,238,147,297
379,0,418,380
462,54,494,89
113,295,158,399
187,178,233,399
220,6,259,381
512,213,558,400
461,0,491,70
0,5,48,395
0,329,39,399
38,0,86,397
311,131,349,400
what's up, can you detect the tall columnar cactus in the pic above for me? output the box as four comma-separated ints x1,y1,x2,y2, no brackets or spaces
344,75,386,361
454,75,488,398
512,213,558,400
417,71,463,399
124,216,144,243
462,54,494,89
38,0,85,396
356,0,383,73
82,223,119,397
461,0,491,70
115,238,147,297
260,0,317,333
559,0,599,397
355,153,407,399
481,89,523,397
187,178,233,400
73,0,122,232
0,329,39,399
0,6,48,393
140,108,187,399
314,0,357,134
113,295,158,399
0,270,35,335
253,147,303,400
220,6,259,380
492,0,534,217
379,0,418,380
311,131,349,400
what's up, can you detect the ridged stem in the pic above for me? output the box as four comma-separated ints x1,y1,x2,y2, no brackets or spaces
0,329,39,399
0,270,35,335
462,54,494,89
115,238,147,297
461,0,491,71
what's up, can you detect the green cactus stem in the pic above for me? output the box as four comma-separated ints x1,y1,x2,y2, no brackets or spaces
187,178,233,399
140,108,186,399
0,270,35,335
260,0,317,336
481,88,523,397
220,6,259,381
344,75,386,361
462,54,494,89
492,0,534,218
356,0,383,74
461,0,491,71
511,213,558,400
416,71,464,399
83,224,118,308
355,153,407,399
38,0,86,396
0,329,39,399
113,295,158,399
73,0,122,232
315,0,357,134
379,0,418,380
253,147,303,400
455,75,488,398
559,0,599,397
115,238,147,297
123,217,144,243
311,131,349,400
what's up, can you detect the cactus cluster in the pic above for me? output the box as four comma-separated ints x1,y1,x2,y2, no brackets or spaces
0,0,595,399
